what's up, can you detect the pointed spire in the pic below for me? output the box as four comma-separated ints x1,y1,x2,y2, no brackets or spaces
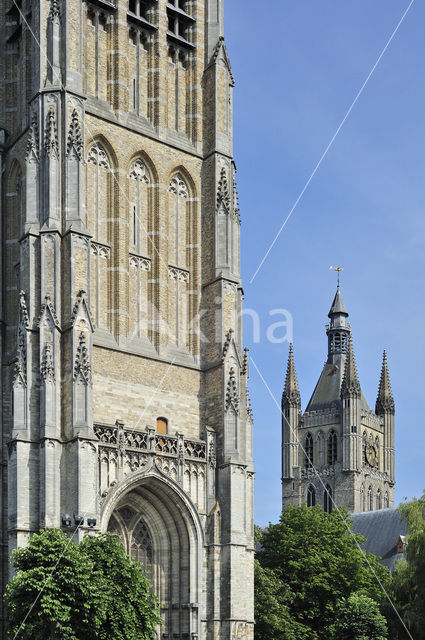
376,350,395,414
328,287,348,318
282,344,301,407
341,338,361,398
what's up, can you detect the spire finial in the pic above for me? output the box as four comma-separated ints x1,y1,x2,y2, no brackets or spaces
282,343,301,407
376,349,395,414
330,265,344,288
341,338,361,398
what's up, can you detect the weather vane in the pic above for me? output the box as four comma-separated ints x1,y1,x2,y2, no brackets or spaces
329,265,343,288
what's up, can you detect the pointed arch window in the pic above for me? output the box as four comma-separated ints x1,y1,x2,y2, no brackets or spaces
324,485,333,514
327,430,337,466
360,484,365,512
384,492,389,509
87,142,112,330
307,485,316,507
368,486,373,511
376,489,382,510
305,433,313,469
129,158,151,254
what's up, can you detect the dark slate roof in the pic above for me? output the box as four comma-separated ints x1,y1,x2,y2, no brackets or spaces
350,508,408,572
328,288,348,317
306,354,370,412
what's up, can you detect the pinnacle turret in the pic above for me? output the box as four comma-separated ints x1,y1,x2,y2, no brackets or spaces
282,344,301,407
328,286,348,318
340,338,361,398
376,350,395,415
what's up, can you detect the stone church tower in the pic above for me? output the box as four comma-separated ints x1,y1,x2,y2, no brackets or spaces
0,1,254,638
282,287,395,514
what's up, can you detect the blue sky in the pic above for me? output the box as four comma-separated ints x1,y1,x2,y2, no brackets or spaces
224,0,425,526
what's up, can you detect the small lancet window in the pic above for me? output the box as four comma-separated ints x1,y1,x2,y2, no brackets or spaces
305,433,313,469
307,485,316,507
327,430,337,466
156,417,168,434
324,485,333,514
376,489,382,510
368,486,373,511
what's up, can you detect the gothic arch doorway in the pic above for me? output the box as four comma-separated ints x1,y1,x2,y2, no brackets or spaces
101,474,203,640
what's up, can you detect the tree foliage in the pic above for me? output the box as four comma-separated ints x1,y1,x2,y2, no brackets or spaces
331,594,388,640
5,529,161,640
385,491,425,640
255,505,391,640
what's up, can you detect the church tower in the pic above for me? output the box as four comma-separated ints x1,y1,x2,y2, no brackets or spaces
0,2,254,639
281,287,395,514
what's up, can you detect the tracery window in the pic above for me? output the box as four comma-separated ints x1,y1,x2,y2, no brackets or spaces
327,430,337,466
107,509,153,580
324,485,333,514
307,485,316,507
305,433,313,469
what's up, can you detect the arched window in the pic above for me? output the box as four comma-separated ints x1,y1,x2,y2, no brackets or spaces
87,142,112,330
376,489,382,510
324,485,333,514
368,486,373,511
156,417,168,434
129,158,151,253
307,485,316,507
317,431,324,466
327,430,337,465
360,484,365,512
130,518,153,577
305,433,313,468
168,174,189,347
384,492,389,509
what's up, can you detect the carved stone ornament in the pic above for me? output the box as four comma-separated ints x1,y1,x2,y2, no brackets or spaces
18,290,30,329
13,327,27,386
168,266,189,283
211,36,235,86
38,295,60,330
169,175,188,199
208,435,216,468
233,175,241,223
129,254,151,271
67,109,83,159
48,0,60,21
26,114,39,162
226,367,239,412
216,168,230,213
222,328,233,359
45,107,59,157
40,343,55,383
71,290,95,330
73,331,91,383
87,143,110,169
129,159,150,183
241,347,249,375
91,241,111,259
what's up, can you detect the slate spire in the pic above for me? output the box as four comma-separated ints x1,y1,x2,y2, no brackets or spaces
375,350,395,415
282,344,301,407
328,286,348,318
340,338,361,398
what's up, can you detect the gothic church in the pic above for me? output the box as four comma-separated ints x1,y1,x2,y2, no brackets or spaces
282,287,395,514
0,1,254,638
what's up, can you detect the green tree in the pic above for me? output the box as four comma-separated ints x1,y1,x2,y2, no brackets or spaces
386,491,425,640
256,505,391,640
5,529,161,640
331,593,388,640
